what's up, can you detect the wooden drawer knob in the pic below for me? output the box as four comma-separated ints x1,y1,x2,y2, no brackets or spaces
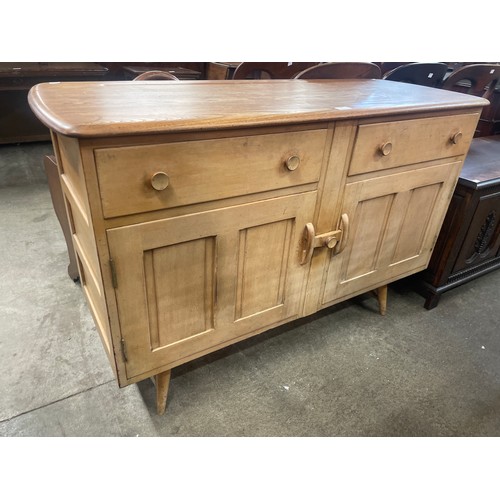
285,155,301,171
379,142,393,156
451,132,463,145
151,172,170,191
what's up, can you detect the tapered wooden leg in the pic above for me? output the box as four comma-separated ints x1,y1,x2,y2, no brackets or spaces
155,370,171,415
376,285,388,316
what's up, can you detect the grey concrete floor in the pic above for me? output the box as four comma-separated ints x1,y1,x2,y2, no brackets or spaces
1,141,500,437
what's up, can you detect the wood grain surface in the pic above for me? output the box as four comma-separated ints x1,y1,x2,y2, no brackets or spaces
28,79,489,137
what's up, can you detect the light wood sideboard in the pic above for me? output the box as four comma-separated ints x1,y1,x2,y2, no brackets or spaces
28,80,487,414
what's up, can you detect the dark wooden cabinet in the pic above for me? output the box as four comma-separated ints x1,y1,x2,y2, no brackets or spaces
0,63,109,143
418,135,500,309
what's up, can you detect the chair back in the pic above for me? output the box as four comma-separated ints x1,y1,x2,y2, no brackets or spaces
231,62,318,79
294,62,381,79
133,70,179,81
441,64,500,100
383,62,448,87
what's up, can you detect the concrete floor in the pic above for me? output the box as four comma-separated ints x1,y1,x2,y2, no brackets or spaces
1,141,500,437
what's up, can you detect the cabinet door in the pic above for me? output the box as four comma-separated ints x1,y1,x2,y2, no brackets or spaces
107,192,316,379
319,161,462,306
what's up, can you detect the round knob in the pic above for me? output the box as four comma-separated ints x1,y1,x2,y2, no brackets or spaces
151,172,170,191
451,132,463,145
285,155,301,171
379,142,393,156
325,236,337,249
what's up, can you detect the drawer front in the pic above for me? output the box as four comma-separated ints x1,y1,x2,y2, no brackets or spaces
349,113,480,176
95,129,327,218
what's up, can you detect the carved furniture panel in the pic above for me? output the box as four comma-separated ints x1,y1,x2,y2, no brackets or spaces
418,135,500,309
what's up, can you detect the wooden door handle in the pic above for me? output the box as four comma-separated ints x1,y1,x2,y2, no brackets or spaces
335,213,349,254
300,222,344,265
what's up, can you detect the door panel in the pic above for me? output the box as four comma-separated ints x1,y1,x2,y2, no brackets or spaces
236,219,293,320
144,237,216,350
107,192,316,379
320,161,462,305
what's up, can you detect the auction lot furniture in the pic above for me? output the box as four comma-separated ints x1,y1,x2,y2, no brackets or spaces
28,80,486,414
418,135,500,309
0,63,108,143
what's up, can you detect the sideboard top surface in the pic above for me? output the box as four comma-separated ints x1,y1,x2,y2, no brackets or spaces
28,79,488,138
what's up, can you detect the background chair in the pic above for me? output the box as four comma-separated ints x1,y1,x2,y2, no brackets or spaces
294,62,381,79
441,63,500,136
133,70,179,81
382,62,449,87
231,62,318,79
440,63,499,97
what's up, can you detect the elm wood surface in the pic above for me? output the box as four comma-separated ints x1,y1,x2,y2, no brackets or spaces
294,62,381,80
419,135,500,309
28,79,487,137
0,62,108,144
28,80,486,415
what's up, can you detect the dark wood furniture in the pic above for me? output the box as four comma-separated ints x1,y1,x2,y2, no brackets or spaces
441,64,500,137
383,62,449,88
231,62,318,79
0,63,109,143
122,65,201,80
205,62,240,80
418,135,500,309
294,62,381,79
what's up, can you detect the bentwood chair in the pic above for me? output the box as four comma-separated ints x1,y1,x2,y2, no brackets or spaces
441,64,500,97
441,64,500,136
294,62,381,79
133,70,179,81
231,62,318,79
382,62,449,87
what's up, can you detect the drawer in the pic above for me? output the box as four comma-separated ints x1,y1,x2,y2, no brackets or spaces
348,113,480,176
94,129,327,218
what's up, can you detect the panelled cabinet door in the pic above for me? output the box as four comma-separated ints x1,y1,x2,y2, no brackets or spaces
107,192,316,379
319,161,463,306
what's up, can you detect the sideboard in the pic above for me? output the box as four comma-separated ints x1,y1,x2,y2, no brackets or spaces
28,80,487,415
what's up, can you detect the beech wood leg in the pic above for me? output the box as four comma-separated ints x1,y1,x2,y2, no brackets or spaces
44,155,79,281
376,285,388,316
155,370,171,415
